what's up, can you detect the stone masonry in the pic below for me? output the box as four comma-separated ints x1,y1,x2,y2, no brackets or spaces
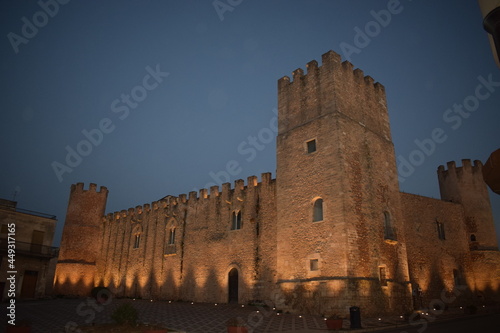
53,50,500,317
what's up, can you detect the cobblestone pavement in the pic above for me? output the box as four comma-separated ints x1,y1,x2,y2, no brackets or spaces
1,298,497,333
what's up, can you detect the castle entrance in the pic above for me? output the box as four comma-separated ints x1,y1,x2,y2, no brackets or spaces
228,268,238,303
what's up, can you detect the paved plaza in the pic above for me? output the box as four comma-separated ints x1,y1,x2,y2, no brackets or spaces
1,298,498,333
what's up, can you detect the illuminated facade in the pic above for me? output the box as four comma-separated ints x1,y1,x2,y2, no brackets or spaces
54,51,500,316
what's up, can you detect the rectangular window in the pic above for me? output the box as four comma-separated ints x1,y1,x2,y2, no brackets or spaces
310,259,319,271
379,266,388,286
306,139,316,154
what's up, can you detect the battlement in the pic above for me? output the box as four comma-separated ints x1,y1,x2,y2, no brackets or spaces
277,50,389,138
105,172,274,222
437,159,483,180
71,182,108,195
278,50,385,93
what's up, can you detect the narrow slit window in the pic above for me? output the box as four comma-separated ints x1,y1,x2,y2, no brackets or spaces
313,198,323,222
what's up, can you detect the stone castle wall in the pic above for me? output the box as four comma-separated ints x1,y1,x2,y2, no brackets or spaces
95,173,276,304
53,50,500,317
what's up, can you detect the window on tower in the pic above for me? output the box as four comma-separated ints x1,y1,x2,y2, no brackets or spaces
310,259,319,271
306,139,317,154
313,198,323,222
383,211,396,241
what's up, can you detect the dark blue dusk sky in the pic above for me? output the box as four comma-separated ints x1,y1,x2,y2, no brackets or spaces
1,0,499,246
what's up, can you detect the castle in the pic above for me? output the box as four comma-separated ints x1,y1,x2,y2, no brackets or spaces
53,51,500,316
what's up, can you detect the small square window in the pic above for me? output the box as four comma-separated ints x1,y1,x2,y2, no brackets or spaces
310,259,319,271
306,139,316,153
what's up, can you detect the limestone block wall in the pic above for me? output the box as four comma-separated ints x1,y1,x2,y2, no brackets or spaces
96,173,276,304
400,192,474,307
438,160,498,250
276,50,411,317
469,250,500,302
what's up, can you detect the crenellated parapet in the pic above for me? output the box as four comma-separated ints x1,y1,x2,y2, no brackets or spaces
71,182,108,195
437,159,485,204
277,50,389,138
437,159,483,180
437,159,498,249
102,172,275,224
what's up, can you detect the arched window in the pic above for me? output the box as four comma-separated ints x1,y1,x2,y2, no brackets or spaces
164,219,177,255
470,234,476,242
313,198,323,222
384,211,396,241
168,228,176,245
231,211,242,230
132,224,142,249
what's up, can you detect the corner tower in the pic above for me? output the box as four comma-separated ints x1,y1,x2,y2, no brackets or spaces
54,183,108,296
438,160,498,250
275,51,411,315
